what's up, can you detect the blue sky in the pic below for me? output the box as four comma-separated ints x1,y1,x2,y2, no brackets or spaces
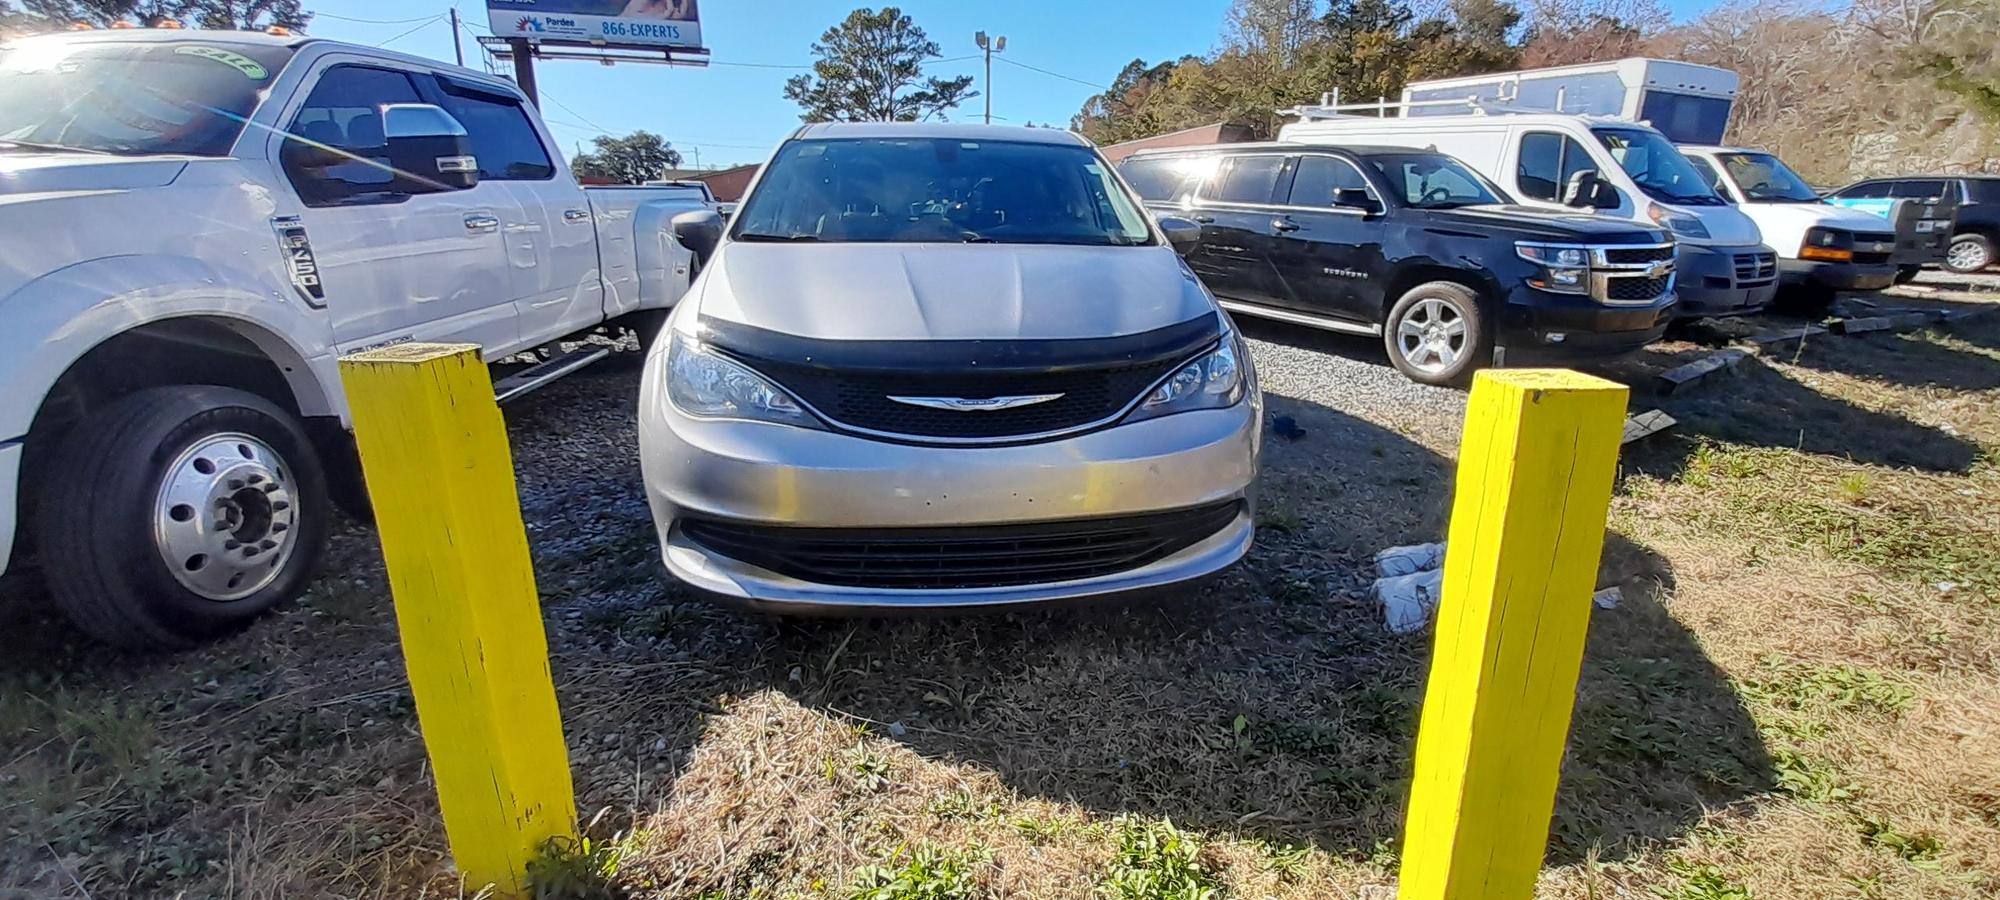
302,0,1711,170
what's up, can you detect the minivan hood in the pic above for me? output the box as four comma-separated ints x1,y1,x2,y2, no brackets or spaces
0,153,189,195
696,242,1216,341
1428,205,1669,242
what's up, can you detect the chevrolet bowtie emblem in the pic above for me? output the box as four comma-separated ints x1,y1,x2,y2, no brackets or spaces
887,393,1065,411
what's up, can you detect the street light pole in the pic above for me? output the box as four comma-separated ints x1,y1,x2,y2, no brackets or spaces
975,31,1005,125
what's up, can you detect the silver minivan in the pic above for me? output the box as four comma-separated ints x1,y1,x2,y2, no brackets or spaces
637,122,1261,611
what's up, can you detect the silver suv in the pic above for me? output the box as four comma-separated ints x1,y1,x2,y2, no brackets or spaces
637,122,1261,611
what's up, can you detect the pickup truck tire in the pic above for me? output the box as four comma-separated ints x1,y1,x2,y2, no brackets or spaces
1384,282,1490,387
1945,233,1994,273
33,386,330,650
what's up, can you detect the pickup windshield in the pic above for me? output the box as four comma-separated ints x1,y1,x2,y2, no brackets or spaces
733,137,1155,246
1717,152,1820,203
1592,127,1724,206
0,40,293,157
1366,153,1508,209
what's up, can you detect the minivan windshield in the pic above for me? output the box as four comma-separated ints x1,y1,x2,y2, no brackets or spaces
1365,153,1508,209
1592,127,1724,206
1717,152,1821,203
732,137,1156,246
0,40,293,157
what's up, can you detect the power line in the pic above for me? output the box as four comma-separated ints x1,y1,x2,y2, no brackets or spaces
538,90,614,134
994,56,1108,90
378,16,446,49
312,11,444,25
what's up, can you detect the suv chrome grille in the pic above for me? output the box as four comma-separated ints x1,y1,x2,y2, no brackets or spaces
1600,245,1675,265
680,500,1244,590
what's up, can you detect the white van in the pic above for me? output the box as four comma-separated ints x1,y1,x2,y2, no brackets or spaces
1680,146,1901,296
1278,111,1777,318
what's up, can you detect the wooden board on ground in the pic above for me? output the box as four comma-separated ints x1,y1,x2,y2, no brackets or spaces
1830,312,1935,335
1656,348,1751,395
1621,409,1677,445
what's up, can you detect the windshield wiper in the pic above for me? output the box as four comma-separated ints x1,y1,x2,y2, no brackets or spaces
0,140,114,156
734,232,820,242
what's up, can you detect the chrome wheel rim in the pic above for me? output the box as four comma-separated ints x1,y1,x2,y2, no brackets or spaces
1948,239,1989,271
153,433,298,601
1395,297,1469,375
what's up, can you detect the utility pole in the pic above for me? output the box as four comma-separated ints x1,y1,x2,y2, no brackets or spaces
449,7,464,67
974,31,1005,125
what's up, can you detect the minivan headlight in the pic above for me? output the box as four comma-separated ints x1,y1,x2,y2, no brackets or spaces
1126,334,1246,422
1647,203,1711,239
666,332,821,428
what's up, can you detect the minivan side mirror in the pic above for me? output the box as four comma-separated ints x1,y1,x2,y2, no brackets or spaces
673,209,725,263
382,104,478,193
1333,187,1380,214
1155,215,1202,256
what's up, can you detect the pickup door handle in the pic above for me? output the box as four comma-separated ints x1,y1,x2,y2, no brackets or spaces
563,209,592,224
463,214,500,234
1271,217,1300,233
1191,214,1216,224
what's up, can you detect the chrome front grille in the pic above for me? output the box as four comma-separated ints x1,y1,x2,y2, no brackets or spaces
1733,250,1778,284
1589,242,1677,305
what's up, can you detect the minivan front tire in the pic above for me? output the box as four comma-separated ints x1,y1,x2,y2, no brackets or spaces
33,386,330,650
1384,282,1490,386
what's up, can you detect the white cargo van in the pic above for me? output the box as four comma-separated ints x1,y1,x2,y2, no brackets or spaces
1679,146,1901,296
1277,110,1776,318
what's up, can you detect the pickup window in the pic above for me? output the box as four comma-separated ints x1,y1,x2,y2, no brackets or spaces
0,40,295,157
436,80,554,181
283,64,423,206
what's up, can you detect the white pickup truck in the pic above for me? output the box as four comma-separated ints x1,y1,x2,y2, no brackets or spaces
0,29,718,648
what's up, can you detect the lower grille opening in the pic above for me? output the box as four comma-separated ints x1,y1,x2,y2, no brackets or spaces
681,500,1244,590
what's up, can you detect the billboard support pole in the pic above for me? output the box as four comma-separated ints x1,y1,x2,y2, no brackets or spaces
450,7,465,67
509,38,540,107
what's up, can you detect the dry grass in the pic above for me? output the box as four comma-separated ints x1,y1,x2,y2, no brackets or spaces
3,293,1998,898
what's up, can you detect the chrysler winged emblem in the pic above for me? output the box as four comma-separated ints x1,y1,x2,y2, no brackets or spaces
887,393,1065,411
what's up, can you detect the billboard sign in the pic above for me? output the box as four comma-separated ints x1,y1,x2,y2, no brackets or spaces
486,0,702,49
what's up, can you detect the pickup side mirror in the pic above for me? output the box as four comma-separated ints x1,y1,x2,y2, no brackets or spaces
672,209,725,263
1155,214,1202,256
1333,187,1380,214
382,104,478,193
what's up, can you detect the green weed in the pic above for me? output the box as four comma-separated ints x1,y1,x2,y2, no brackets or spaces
1658,861,1751,900
1771,749,1860,805
849,845,984,900
527,831,630,900
1100,817,1219,900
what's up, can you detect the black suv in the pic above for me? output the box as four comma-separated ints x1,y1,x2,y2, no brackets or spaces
1827,176,1999,273
1120,143,1679,385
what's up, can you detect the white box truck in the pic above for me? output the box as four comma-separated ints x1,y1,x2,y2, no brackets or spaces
1399,57,1739,145
1278,101,1777,318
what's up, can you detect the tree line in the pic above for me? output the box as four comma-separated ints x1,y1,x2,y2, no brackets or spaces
1073,0,2000,182
1,0,308,32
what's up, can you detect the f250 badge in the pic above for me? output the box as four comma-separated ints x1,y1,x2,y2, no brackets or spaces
270,216,326,308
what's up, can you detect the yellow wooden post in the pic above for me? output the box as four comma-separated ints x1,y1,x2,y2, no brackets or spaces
1398,369,1629,900
338,343,576,896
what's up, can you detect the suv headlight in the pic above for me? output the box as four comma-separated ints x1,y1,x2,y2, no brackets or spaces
1647,204,1711,239
1125,333,1246,422
1516,242,1591,294
666,332,821,428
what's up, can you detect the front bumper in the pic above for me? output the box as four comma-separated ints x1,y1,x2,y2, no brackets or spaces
1778,258,1896,292
0,441,17,576
1674,243,1778,318
637,363,1263,609
1499,287,1675,360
